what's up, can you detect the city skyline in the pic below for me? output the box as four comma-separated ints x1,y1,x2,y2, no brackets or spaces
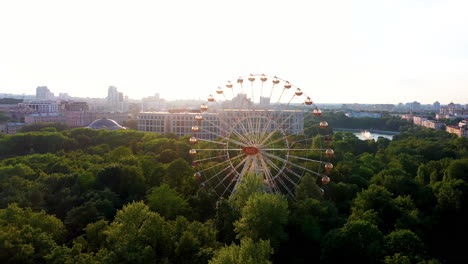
1,0,468,104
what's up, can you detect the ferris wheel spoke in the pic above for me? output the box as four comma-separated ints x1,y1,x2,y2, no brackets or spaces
261,134,289,148
197,138,227,145
201,118,252,146
262,155,295,185
262,155,297,196
201,165,232,187
288,137,315,145
262,151,323,177
261,127,319,149
208,106,255,145
218,160,247,197
261,154,286,175
279,170,300,186
214,155,249,190
275,175,296,198
229,114,256,145
232,156,254,193
199,126,247,147
193,155,227,163
259,111,300,145
287,94,296,105
283,167,306,181
287,155,325,164
199,109,245,142
262,148,324,151
268,82,277,99
257,111,285,144
257,155,280,193
196,149,241,151
282,117,306,135
276,88,286,104
196,153,244,173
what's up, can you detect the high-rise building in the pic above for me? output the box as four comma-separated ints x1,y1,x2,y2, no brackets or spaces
36,86,54,100
433,101,441,113
407,101,421,112
106,86,128,112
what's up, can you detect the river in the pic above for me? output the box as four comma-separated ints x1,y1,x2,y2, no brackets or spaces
334,128,398,141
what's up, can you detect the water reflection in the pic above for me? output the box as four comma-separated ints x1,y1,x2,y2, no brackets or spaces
355,131,394,141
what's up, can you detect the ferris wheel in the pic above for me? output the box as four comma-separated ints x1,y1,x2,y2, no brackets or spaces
189,74,333,198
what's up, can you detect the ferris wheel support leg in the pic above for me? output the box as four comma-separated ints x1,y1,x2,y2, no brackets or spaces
232,156,253,194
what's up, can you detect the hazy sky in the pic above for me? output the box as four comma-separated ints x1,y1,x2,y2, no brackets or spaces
0,0,467,104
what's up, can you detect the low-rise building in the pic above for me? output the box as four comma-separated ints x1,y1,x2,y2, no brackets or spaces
401,114,413,122
446,125,463,137
0,122,25,134
138,109,304,140
413,116,428,126
25,113,66,124
24,111,130,128
19,101,59,113
422,120,443,130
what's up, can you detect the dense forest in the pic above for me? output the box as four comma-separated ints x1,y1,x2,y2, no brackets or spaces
0,116,468,263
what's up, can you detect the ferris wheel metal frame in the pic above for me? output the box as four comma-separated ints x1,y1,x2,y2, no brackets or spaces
189,74,334,198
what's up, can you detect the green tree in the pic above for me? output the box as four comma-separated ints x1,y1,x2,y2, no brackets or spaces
105,201,173,263
444,159,468,182
215,198,238,244
383,253,412,264
321,220,384,264
432,178,468,212
165,158,196,195
384,229,425,261
209,238,273,264
0,204,65,263
294,173,322,200
234,192,288,248
370,168,419,197
147,184,190,219
228,172,266,211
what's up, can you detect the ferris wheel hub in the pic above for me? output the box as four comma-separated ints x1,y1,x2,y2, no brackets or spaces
242,146,260,155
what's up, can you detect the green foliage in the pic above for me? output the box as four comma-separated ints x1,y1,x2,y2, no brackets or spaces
321,220,384,263
370,168,419,197
432,178,468,212
0,132,72,156
349,184,421,232
228,172,266,211
290,198,342,242
0,204,65,263
0,121,464,263
97,163,145,200
384,229,425,260
147,184,189,219
294,173,322,200
383,253,412,264
20,122,69,133
444,158,468,182
234,193,288,248
209,238,273,264
105,201,173,263
164,158,196,195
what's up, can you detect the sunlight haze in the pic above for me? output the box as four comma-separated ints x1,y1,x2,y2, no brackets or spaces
0,0,467,104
